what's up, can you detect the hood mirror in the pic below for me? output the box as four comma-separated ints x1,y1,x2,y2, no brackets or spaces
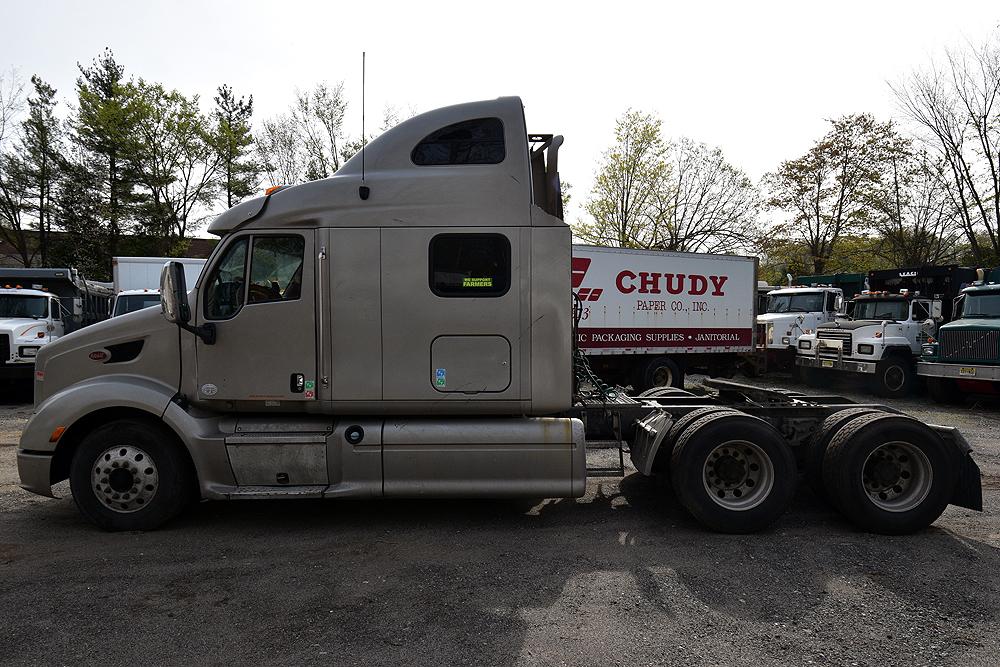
160,261,216,344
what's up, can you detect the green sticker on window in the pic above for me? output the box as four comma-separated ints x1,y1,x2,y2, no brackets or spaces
462,277,493,288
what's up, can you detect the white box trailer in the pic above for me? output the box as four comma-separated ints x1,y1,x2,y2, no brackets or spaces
572,245,757,389
113,257,206,292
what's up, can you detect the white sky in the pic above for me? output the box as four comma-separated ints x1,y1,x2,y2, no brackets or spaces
2,0,998,225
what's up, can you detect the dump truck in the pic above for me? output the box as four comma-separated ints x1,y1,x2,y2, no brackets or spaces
0,268,112,379
572,245,756,390
796,265,976,397
751,284,844,374
17,97,981,535
918,269,1000,401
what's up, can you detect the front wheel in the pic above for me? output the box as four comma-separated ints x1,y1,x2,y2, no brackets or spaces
69,419,196,531
871,356,914,397
670,413,796,533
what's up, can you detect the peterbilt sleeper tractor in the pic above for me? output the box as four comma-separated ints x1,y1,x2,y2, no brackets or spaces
17,97,981,534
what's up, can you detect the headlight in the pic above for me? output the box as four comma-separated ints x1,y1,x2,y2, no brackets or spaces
921,345,936,356
798,340,812,350
857,344,874,355
781,336,791,345
18,346,39,357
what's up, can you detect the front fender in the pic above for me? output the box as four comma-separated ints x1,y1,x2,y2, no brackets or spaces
21,375,177,455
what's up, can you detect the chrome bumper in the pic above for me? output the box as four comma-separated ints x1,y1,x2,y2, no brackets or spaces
917,361,1000,381
796,354,876,374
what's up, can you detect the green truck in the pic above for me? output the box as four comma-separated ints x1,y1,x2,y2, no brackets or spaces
918,270,1000,401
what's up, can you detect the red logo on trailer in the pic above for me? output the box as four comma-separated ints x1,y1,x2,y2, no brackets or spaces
571,257,604,301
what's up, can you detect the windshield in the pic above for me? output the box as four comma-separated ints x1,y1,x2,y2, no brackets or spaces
0,295,48,318
114,294,162,316
964,292,1000,318
852,299,909,321
767,292,824,313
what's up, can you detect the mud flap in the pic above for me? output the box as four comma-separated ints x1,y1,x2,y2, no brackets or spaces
951,454,983,512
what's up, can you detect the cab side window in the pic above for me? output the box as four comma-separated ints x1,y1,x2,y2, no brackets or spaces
248,236,306,304
204,238,249,320
411,118,505,166
912,301,930,321
51,299,60,320
429,234,510,297
825,292,837,312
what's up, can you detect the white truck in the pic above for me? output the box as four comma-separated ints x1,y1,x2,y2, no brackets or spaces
755,285,843,372
0,268,112,379
572,245,756,390
111,257,206,317
796,265,976,397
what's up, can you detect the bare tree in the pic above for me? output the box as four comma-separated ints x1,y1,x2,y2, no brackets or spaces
293,82,347,180
255,113,305,187
576,110,669,248
652,138,760,254
893,37,1000,263
0,68,25,149
765,114,905,273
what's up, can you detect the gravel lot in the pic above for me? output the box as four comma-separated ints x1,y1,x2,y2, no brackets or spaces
0,377,998,666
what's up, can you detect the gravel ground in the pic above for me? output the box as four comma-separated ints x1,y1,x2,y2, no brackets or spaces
0,377,998,666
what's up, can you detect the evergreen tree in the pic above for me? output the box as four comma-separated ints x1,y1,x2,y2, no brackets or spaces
213,84,259,208
19,75,64,264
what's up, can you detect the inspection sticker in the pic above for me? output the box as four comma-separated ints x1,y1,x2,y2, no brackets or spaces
435,368,446,387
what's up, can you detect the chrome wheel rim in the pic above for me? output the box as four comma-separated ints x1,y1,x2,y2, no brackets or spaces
703,440,774,511
91,445,158,513
862,441,932,512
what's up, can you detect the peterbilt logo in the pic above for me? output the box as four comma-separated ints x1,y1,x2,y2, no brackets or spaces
88,350,108,362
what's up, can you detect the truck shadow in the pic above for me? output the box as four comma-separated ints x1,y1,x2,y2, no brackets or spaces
3,475,998,666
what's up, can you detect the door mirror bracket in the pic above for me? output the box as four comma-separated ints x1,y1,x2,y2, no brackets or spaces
160,261,217,345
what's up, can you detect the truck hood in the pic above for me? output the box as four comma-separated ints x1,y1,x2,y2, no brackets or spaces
0,317,48,337
757,313,805,325
938,318,1000,331
817,319,889,331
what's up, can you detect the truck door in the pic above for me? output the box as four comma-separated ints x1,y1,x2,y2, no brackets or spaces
193,231,316,403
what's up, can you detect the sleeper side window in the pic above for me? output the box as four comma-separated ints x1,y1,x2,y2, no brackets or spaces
429,234,510,298
247,236,306,304
411,118,505,166
204,237,249,320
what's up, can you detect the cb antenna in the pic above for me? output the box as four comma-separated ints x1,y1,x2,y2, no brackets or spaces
359,51,370,200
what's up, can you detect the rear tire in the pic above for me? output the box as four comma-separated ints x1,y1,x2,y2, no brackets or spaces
871,356,914,398
670,413,796,533
641,357,683,391
70,419,196,531
803,407,882,500
822,413,954,534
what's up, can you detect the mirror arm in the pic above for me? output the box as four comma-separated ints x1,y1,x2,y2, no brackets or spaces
178,321,216,345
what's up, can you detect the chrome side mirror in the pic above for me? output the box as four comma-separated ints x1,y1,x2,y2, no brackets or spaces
160,261,215,344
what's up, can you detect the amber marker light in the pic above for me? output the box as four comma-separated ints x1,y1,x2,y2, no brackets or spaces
49,426,66,443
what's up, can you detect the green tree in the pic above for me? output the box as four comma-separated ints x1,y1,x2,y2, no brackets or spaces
213,84,259,208
576,110,669,248
765,114,906,273
19,75,64,264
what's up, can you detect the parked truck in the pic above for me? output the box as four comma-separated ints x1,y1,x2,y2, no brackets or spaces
796,265,976,397
0,268,112,379
17,97,981,536
918,269,1000,401
572,245,756,390
112,257,206,317
752,284,844,374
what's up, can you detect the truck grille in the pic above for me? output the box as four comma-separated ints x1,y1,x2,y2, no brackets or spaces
0,334,8,365
817,330,852,356
938,329,1000,362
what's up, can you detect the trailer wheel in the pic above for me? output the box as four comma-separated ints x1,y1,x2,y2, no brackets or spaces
803,407,882,499
670,413,796,533
926,377,964,405
69,419,195,531
641,357,683,390
871,356,914,398
822,413,954,534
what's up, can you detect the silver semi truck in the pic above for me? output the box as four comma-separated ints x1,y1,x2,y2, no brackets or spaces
17,97,982,534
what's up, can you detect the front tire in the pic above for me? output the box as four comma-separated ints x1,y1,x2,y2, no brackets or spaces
822,413,954,534
70,419,196,531
670,413,796,533
871,356,914,397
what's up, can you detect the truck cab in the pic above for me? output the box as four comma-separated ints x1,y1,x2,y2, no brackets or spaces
796,290,942,396
919,279,1000,400
756,285,842,369
0,286,64,376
